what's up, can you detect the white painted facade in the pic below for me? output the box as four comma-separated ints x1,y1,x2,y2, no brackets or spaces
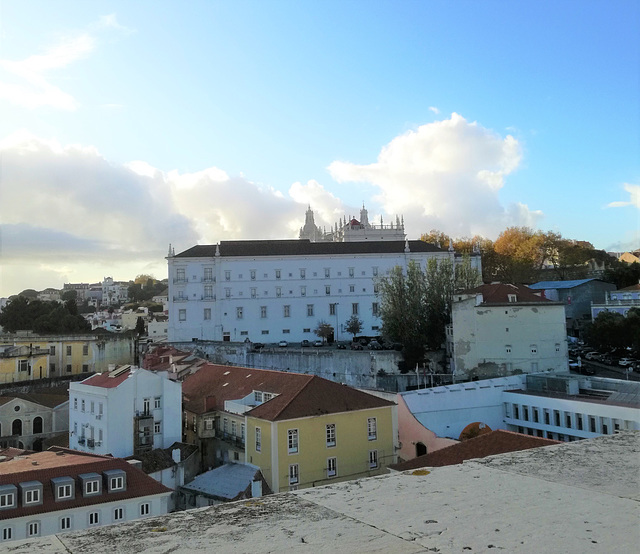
69,368,182,458
450,291,568,380
167,240,478,343
400,373,640,442
0,492,169,543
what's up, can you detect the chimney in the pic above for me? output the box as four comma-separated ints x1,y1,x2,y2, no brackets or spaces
172,448,181,464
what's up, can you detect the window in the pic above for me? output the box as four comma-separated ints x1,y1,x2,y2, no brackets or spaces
372,302,379,317
19,359,29,372
91,401,95,414
260,306,267,318
326,424,336,447
523,406,529,421
74,398,78,410
237,307,244,319
327,457,337,478
590,417,596,433
204,418,214,430
533,408,539,423
324,268,330,278
554,411,561,427
60,516,71,531
225,288,231,298
204,285,213,299
307,304,314,317
565,413,572,428
276,287,282,297
66,345,72,356
21,488,39,505
66,364,72,373
2,527,12,541
352,303,359,315
154,397,161,409
231,420,237,436
530,345,538,355
140,503,150,516
325,286,331,295
0,492,15,508
508,294,517,303
86,480,99,495
301,286,306,297
255,427,261,452
82,364,89,372
113,508,124,522
349,285,355,293
349,268,354,278
110,476,124,491
300,269,306,279
50,345,56,355
289,464,299,485
283,305,290,317
367,417,377,440
373,283,379,294
254,391,263,402
179,309,186,322
329,303,336,316
505,345,512,354
176,268,186,282
544,410,550,425
250,270,256,280
577,415,583,431
204,267,213,281
154,421,161,434
27,521,40,537
143,398,150,415
288,429,299,454
372,267,378,276
555,343,561,353
369,450,378,469
225,271,231,281
58,484,72,499
83,345,89,356
89,512,100,526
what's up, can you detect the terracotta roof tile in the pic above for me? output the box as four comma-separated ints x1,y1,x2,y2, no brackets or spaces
460,283,552,304
0,449,171,521
390,430,560,471
80,367,132,388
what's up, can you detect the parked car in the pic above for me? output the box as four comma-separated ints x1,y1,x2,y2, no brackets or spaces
278,340,289,348
619,358,635,367
350,342,363,350
313,340,324,347
368,340,383,350
336,343,347,349
585,352,601,361
301,339,311,347
252,342,265,350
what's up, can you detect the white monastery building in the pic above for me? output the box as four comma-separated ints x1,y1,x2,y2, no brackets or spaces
69,366,182,458
447,283,568,380
168,206,481,344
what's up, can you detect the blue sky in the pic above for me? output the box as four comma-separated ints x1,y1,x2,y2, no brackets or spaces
0,0,638,296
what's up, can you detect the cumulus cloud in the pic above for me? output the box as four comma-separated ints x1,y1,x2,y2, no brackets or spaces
428,106,440,114
328,113,539,239
0,133,316,295
606,183,640,209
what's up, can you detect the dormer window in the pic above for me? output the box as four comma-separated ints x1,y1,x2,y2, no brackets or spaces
51,477,75,501
79,473,102,497
20,481,43,507
508,294,517,303
0,485,17,510
104,470,126,493
254,391,263,403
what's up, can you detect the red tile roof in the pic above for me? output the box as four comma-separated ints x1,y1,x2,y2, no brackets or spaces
182,364,394,421
80,367,132,388
462,283,551,304
0,449,171,521
390,430,560,471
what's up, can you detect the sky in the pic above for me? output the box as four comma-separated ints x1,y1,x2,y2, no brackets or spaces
0,0,638,297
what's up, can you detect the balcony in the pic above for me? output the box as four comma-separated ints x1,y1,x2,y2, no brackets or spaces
219,431,245,449
173,278,188,284
172,296,188,302
202,295,216,302
201,277,216,283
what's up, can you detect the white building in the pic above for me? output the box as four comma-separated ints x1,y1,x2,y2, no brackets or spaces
168,239,482,343
448,283,568,380
101,277,130,306
69,366,182,458
400,373,640,444
0,448,171,543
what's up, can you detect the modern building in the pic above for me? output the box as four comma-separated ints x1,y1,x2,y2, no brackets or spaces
181,363,397,492
101,277,130,306
69,366,182,458
528,278,616,334
447,283,568,380
0,392,69,451
591,283,640,318
400,372,639,448
0,448,171,543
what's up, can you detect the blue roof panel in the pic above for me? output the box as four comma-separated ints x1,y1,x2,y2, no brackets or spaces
529,279,596,290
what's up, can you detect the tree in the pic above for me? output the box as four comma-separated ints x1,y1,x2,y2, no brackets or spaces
61,289,78,302
345,315,363,340
0,296,91,334
135,316,146,336
421,229,452,248
603,261,640,289
314,320,333,343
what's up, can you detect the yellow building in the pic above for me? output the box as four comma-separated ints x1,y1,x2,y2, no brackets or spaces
182,364,397,492
0,333,134,384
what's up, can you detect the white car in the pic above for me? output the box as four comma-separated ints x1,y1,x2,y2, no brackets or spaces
278,340,288,348
619,358,635,368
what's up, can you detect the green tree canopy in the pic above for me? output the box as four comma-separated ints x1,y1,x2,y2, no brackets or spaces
0,296,91,334
344,315,363,339
314,320,333,343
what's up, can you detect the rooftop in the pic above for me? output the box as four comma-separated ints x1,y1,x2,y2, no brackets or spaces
459,283,554,305
529,278,600,289
16,432,640,553
182,363,394,421
174,239,445,259
181,463,265,501
389,430,560,471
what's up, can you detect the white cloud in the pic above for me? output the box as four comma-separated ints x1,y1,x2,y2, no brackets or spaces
0,14,131,111
606,183,640,209
0,133,317,296
328,113,538,239
428,106,440,114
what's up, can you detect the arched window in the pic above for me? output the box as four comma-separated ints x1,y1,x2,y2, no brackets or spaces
33,417,43,434
12,419,22,436
416,442,427,457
